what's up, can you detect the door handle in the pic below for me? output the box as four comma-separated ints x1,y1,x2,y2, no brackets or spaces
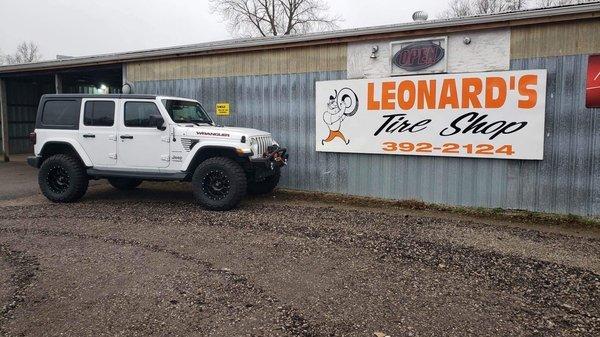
120,135,134,139
83,134,96,138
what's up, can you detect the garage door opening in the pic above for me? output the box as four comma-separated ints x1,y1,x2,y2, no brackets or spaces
59,66,123,94
0,65,123,157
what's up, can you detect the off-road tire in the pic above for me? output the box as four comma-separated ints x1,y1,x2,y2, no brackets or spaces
108,178,143,190
192,157,247,211
247,167,280,195
38,154,89,203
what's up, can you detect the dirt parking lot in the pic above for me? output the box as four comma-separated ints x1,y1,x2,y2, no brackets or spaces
0,160,599,336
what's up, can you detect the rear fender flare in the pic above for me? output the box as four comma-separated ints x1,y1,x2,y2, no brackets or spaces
39,139,93,166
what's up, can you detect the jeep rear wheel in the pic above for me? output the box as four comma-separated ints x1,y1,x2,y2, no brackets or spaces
247,167,280,195
192,157,247,211
108,178,143,190
39,154,89,203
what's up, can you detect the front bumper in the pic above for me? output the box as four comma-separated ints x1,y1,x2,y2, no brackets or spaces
248,146,288,180
27,155,41,168
249,146,288,168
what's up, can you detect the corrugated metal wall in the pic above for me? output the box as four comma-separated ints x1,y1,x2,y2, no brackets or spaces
509,55,598,216
4,79,53,154
131,53,599,216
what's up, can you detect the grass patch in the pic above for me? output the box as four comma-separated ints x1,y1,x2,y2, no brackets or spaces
274,188,600,228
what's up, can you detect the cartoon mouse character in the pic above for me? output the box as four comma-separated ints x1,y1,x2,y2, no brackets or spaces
321,88,359,145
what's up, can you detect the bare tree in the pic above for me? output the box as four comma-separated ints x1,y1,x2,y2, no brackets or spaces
535,0,566,6
440,0,528,18
4,41,42,64
535,0,594,6
441,0,594,17
209,0,340,37
440,0,472,17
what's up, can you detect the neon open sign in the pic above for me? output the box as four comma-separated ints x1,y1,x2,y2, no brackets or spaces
392,41,445,71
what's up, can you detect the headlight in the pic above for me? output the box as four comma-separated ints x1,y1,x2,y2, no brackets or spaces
250,140,259,154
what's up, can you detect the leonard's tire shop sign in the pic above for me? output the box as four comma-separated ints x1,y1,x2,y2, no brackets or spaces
316,69,547,160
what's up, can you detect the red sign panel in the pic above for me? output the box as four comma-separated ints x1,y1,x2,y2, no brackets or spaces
587,54,600,108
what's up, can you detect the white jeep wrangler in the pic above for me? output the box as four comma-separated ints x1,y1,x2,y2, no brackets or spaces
27,94,287,210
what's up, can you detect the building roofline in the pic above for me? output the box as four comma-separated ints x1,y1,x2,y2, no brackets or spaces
1,3,599,75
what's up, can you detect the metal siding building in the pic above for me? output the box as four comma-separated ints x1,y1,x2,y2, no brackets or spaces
1,4,599,216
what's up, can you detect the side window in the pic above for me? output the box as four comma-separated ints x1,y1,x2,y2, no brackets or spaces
124,102,160,127
84,101,115,127
41,100,80,127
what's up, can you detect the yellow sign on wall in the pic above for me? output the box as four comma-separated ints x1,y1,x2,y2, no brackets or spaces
216,103,230,116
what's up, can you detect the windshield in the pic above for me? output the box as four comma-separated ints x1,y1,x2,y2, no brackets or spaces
161,99,213,124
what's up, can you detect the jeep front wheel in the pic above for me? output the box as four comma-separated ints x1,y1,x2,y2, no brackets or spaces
192,157,247,211
108,178,143,190
38,154,89,203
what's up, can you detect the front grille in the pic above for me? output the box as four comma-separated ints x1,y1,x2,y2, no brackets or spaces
181,138,198,152
252,135,272,157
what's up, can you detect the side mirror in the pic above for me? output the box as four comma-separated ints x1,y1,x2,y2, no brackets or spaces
148,114,166,131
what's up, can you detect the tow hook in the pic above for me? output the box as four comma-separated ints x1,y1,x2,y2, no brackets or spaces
270,148,288,167
273,153,287,166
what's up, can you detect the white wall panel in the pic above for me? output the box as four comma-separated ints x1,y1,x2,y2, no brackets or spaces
347,28,510,79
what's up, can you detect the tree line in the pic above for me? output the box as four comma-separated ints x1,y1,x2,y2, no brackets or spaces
211,0,595,36
440,0,595,18
0,41,42,65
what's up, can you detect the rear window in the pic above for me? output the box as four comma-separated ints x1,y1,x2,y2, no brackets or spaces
41,100,80,127
84,101,115,127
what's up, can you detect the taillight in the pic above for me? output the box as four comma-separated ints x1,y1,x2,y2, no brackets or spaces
29,132,36,145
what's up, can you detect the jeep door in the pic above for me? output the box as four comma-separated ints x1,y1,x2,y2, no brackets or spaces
78,99,118,167
117,100,170,169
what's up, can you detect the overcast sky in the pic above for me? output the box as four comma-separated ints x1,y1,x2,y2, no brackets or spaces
0,0,446,61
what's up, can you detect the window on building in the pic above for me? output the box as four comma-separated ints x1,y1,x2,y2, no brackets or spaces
84,101,115,127
124,101,161,127
41,100,80,127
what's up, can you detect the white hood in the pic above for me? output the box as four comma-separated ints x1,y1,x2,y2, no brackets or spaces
174,124,270,139
217,126,270,137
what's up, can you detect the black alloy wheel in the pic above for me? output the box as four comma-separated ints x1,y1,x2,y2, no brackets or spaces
202,169,232,200
192,157,247,211
38,154,89,203
46,166,71,194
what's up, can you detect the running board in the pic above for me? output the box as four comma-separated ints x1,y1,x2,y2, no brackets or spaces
87,169,187,181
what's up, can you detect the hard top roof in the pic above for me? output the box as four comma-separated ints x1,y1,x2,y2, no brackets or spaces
41,94,158,100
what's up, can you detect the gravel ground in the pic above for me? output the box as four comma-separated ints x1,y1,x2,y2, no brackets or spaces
0,157,39,200
0,179,599,337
